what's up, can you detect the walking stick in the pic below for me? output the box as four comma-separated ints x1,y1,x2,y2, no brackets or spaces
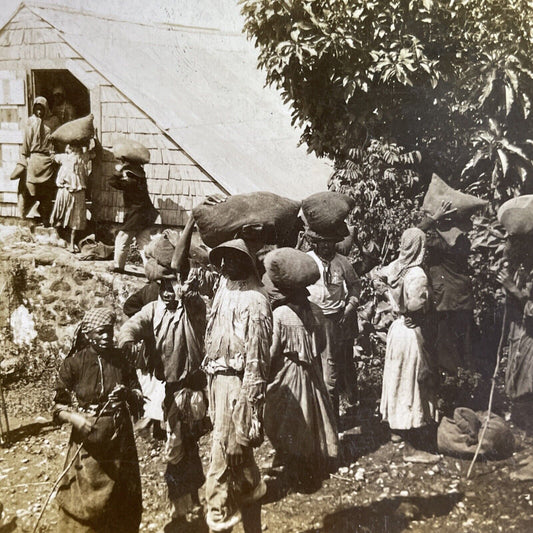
32,398,113,533
466,301,508,479
0,373,10,445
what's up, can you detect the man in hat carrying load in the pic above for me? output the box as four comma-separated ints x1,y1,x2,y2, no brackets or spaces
301,192,361,426
109,139,159,273
203,238,272,533
118,218,208,529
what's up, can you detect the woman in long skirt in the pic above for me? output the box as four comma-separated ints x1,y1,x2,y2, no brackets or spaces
53,308,143,532
374,228,437,449
263,248,338,491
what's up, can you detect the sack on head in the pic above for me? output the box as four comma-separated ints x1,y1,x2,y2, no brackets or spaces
51,114,94,145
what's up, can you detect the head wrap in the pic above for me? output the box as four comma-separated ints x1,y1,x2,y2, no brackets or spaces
66,308,116,358
384,228,426,290
81,307,116,334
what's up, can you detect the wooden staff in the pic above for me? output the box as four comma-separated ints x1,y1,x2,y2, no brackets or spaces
32,397,113,533
466,301,508,479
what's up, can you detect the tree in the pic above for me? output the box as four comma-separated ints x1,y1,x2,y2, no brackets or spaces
241,0,533,200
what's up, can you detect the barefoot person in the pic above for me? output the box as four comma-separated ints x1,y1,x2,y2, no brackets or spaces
203,239,272,533
263,248,338,491
50,137,97,252
374,228,438,452
53,307,143,532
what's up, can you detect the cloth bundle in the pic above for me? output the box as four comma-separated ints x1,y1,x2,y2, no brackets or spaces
51,114,94,145
437,407,514,459
193,191,300,248
144,230,210,281
113,139,150,164
422,174,488,218
497,195,533,235
264,247,320,290
301,191,354,241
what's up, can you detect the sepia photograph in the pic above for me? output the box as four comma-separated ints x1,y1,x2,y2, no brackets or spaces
0,1,532,531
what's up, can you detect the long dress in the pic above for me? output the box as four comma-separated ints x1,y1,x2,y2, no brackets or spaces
53,345,142,533
380,266,437,430
505,268,533,400
264,302,338,479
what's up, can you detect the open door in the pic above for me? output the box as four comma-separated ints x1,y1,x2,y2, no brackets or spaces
0,70,27,216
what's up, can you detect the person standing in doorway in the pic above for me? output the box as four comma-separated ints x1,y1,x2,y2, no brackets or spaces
19,96,56,225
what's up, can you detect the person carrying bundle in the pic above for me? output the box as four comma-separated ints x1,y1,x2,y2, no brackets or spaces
301,192,361,425
109,139,159,273
263,248,338,491
203,238,272,533
417,174,488,374
49,115,98,252
118,218,208,529
52,307,143,533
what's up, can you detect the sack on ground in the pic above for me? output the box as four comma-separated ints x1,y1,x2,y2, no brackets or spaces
113,139,150,164
193,192,300,248
51,114,94,145
302,191,354,238
497,195,533,235
78,235,114,261
437,407,514,459
264,247,320,290
422,174,488,218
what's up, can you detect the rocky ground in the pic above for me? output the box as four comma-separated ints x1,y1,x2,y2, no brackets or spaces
0,222,533,533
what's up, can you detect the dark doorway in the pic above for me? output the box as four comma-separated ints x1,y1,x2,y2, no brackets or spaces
31,69,90,120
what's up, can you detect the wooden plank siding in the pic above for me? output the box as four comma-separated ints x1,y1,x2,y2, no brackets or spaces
0,6,226,226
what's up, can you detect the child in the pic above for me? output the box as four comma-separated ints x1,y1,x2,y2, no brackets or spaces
50,139,96,252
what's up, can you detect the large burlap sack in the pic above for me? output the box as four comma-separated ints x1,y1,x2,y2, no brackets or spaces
302,191,354,238
144,230,210,280
193,192,301,248
437,407,514,459
422,174,488,217
497,195,533,235
113,139,150,164
264,247,320,290
51,114,94,144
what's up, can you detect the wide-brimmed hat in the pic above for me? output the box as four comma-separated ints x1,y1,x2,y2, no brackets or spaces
209,238,256,268
305,223,349,244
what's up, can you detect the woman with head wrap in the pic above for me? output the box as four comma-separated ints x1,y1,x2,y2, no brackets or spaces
262,248,338,492
373,228,438,449
53,307,143,532
19,97,57,223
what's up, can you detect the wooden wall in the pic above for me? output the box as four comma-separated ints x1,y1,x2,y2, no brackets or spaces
0,6,225,225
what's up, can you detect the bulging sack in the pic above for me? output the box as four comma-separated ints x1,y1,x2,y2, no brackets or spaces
193,192,300,248
422,174,488,218
51,114,94,145
437,407,514,459
497,195,533,235
264,247,320,290
113,139,150,164
302,191,354,238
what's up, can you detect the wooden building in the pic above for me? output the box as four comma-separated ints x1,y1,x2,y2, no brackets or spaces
0,2,329,225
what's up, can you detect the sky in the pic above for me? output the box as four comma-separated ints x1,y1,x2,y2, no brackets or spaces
1,0,245,33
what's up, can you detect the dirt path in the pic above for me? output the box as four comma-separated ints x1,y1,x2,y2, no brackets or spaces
1,225,533,533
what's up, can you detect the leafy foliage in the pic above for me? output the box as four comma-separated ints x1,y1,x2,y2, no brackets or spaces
328,139,422,262
241,0,533,201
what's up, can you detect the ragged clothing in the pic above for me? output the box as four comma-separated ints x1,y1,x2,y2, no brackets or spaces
265,303,338,476
53,345,142,533
203,275,272,445
118,295,206,384
203,275,272,532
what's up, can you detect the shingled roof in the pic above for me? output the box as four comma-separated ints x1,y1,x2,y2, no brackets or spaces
7,2,330,199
